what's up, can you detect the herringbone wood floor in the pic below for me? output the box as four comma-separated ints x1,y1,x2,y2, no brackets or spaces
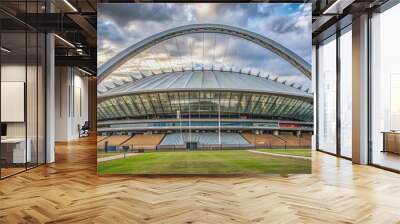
1,137,400,224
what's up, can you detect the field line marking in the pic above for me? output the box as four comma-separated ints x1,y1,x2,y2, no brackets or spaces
97,153,142,162
247,150,311,160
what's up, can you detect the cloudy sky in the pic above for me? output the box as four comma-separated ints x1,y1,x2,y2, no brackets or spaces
98,3,312,90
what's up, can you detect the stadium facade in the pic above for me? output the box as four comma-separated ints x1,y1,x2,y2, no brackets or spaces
97,24,313,149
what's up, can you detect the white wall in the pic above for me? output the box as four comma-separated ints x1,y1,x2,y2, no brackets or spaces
1,63,46,164
55,67,89,141
55,67,68,140
71,73,89,138
1,65,26,138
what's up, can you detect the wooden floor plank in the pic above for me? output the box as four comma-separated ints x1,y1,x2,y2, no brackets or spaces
0,136,400,223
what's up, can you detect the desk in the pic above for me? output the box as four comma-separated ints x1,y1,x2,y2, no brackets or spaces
1,138,31,164
382,131,400,155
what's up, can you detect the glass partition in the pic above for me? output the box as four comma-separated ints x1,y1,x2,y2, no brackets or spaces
317,35,337,154
370,3,400,171
1,31,28,177
339,26,352,158
37,32,46,165
0,3,46,179
27,31,38,169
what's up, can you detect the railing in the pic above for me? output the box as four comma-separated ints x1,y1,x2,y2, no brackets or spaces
97,141,311,154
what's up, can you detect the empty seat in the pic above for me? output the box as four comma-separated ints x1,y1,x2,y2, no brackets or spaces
97,135,131,149
122,134,165,149
242,133,311,148
97,136,108,142
279,134,301,146
160,132,250,145
242,133,284,147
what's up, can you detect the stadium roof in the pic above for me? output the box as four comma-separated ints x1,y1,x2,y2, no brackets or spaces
99,70,312,99
97,70,313,122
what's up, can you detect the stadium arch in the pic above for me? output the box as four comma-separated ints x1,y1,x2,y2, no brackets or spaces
97,23,312,84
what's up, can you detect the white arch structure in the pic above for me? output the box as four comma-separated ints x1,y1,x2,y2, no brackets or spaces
97,23,311,84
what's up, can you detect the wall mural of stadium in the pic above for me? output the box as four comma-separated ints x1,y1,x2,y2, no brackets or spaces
97,3,313,174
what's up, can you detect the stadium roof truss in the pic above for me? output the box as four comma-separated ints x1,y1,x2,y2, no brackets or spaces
97,90,313,122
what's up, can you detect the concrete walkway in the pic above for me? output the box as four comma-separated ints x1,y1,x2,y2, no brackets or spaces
247,150,311,160
97,153,142,162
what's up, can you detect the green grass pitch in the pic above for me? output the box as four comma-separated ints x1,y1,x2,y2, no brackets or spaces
97,150,311,175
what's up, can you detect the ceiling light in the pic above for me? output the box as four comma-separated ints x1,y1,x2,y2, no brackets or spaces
63,0,78,12
54,34,75,48
322,0,354,15
76,48,85,55
323,0,341,14
1,47,11,53
78,68,93,76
